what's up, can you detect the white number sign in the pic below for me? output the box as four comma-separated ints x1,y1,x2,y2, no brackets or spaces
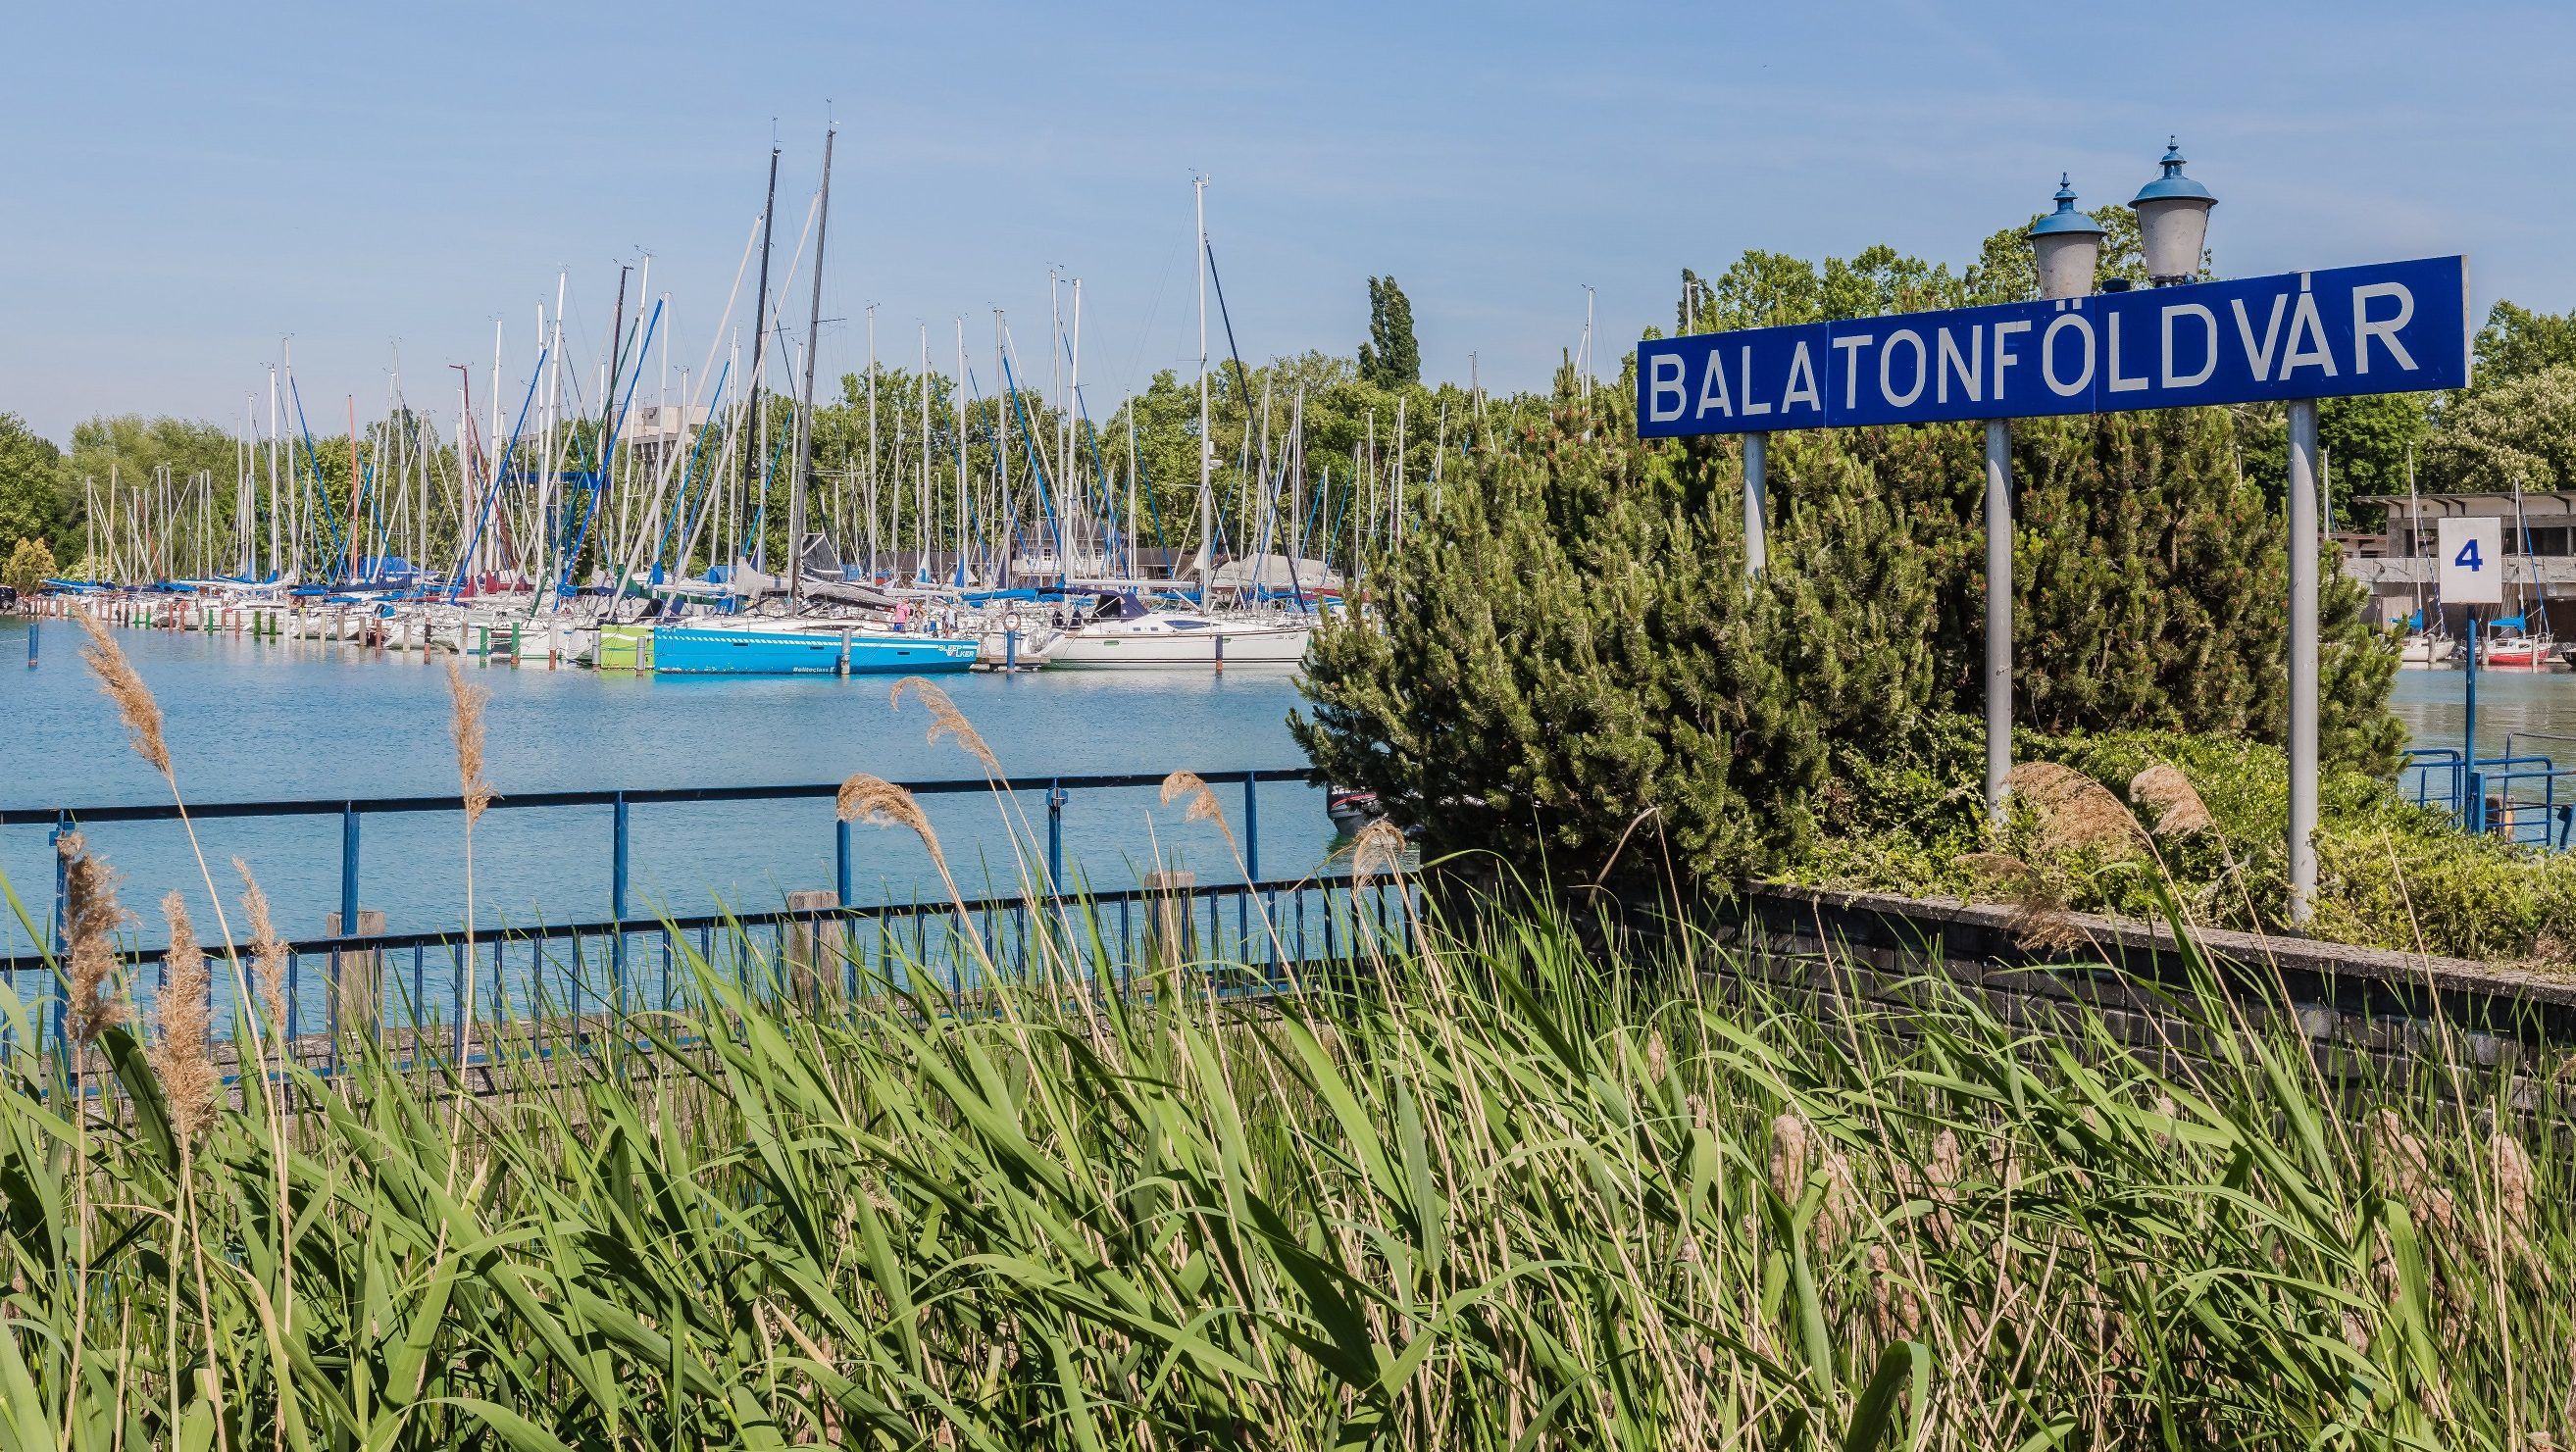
2438,517,2503,605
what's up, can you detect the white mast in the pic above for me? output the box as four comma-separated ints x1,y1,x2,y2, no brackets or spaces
1194,175,1213,602
1069,277,1084,569
917,324,931,581
265,362,280,578
866,304,878,577
955,317,969,587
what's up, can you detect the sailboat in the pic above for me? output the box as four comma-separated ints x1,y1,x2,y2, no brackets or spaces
2397,449,2453,665
2487,477,2556,669
1049,178,1313,672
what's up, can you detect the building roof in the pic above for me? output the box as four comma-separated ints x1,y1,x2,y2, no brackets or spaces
2359,492,2576,516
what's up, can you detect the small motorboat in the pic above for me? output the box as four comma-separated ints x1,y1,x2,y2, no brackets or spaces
1326,786,1381,834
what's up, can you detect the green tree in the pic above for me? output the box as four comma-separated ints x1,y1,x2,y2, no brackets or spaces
0,413,66,556
5,536,55,594
2471,300,2576,386
1357,276,1420,389
2420,364,2576,493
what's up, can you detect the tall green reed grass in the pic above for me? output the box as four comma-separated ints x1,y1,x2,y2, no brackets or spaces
0,853,2568,1449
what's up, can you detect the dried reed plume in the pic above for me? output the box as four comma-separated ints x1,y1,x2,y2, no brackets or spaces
151,892,221,1141
1349,820,1410,890
2370,1107,2460,1240
838,773,948,872
890,676,1000,775
1958,849,2084,952
1764,1110,1857,1255
2128,764,2214,837
1767,1111,1810,1205
76,609,168,777
58,832,129,1050
837,774,991,973
444,660,494,826
1159,770,1240,857
234,858,289,1038
2005,761,2147,854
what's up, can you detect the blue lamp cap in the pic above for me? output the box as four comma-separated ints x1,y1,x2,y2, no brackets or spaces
2029,173,2105,237
2133,136,2215,205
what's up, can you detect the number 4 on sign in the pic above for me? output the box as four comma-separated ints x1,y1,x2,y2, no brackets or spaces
2438,518,2504,605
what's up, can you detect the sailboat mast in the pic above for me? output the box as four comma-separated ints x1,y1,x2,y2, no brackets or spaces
1194,175,1213,602
955,318,969,586
747,142,781,573
909,325,926,579
2407,446,2424,626
866,304,878,577
266,363,280,578
789,123,835,612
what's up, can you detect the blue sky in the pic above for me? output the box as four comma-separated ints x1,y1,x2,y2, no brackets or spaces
5,1,2568,444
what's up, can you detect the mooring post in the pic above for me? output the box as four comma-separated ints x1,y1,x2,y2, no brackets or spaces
24,619,34,670
2287,399,2321,925
1985,420,2013,826
835,817,854,908
1743,432,1769,576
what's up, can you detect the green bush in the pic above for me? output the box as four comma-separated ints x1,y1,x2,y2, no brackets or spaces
1788,716,2576,964
1299,399,2402,895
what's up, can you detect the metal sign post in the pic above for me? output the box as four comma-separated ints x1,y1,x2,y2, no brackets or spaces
1742,433,1769,576
1985,421,2012,824
2439,516,2504,826
1640,256,2473,923
2286,400,2320,923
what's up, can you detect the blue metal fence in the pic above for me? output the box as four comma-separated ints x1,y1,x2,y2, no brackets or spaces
1,770,1404,1076
2399,746,2576,851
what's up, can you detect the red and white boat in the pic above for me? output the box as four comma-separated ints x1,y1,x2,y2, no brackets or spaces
2482,630,2553,669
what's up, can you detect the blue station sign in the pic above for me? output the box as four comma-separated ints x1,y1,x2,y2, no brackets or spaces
1637,255,2470,436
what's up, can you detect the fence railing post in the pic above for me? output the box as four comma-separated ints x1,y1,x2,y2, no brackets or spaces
338,803,360,950
1243,776,1261,882
612,791,631,989
1046,779,1067,894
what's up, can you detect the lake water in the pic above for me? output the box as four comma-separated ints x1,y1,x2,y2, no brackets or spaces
0,617,1323,957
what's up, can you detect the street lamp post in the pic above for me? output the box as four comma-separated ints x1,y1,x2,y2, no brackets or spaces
1989,177,2108,825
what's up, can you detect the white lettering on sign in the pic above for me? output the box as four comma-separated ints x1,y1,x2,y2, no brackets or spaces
2280,284,2338,379
2233,294,2287,380
1882,329,1927,408
2043,313,2095,397
2162,304,2217,388
1783,340,1821,411
2352,282,2417,375
1646,353,1685,422
1834,333,1870,410
1696,350,1731,418
2105,311,2147,394
1993,319,2031,401
1632,259,2469,439
1937,325,1981,404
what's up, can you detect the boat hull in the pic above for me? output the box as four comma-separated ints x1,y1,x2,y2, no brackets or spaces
1048,626,1309,669
651,625,978,676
